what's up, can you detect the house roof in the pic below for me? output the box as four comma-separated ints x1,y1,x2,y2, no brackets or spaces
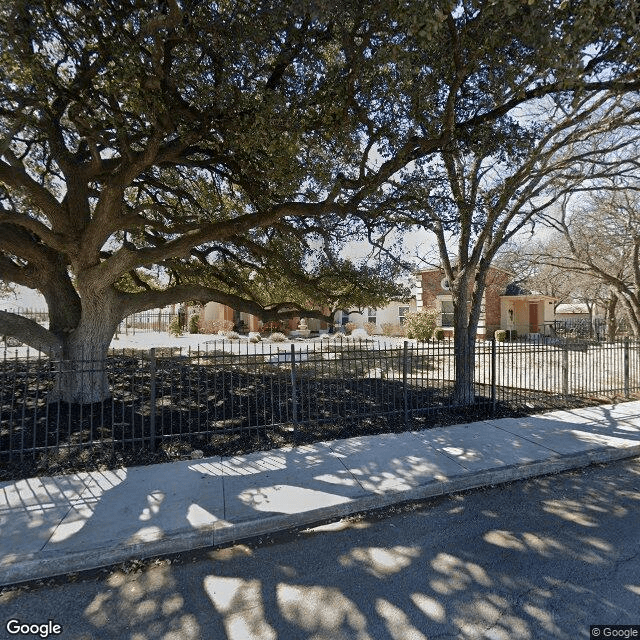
414,265,515,277
555,303,590,314
500,294,558,302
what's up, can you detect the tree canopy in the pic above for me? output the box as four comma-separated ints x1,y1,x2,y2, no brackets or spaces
0,0,413,355
1,0,640,403
538,187,640,337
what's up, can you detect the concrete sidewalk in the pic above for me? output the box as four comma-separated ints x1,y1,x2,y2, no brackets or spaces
2,401,640,586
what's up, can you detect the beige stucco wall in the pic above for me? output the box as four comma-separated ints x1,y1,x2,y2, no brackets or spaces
339,300,416,332
501,297,556,336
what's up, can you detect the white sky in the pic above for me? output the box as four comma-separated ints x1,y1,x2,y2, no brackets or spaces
0,285,46,310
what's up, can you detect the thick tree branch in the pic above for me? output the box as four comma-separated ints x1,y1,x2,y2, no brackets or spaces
119,285,331,322
0,159,67,228
0,310,62,356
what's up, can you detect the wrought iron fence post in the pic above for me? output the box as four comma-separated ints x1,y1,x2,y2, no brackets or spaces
290,344,298,425
403,341,409,427
491,337,497,416
149,348,157,450
561,340,569,396
624,337,630,398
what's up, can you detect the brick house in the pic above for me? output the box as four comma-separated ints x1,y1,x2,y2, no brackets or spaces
414,267,556,339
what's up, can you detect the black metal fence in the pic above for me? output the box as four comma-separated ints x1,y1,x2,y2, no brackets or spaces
1,337,639,461
115,309,174,334
1,308,176,339
552,317,633,340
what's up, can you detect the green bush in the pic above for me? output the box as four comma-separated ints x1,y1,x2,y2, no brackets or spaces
404,309,439,342
433,328,445,341
169,316,183,337
188,314,199,334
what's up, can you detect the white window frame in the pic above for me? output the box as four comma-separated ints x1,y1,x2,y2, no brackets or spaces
438,296,454,327
398,306,410,325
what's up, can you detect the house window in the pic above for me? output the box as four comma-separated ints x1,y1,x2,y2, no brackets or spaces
440,299,454,327
367,307,377,324
398,306,410,325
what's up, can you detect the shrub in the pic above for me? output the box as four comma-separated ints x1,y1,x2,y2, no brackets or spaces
344,321,357,335
381,322,405,337
223,330,240,340
261,320,286,335
168,316,183,337
433,328,445,341
404,309,439,342
188,314,199,334
269,332,287,342
363,321,378,335
198,318,233,334
248,332,261,343
495,329,518,342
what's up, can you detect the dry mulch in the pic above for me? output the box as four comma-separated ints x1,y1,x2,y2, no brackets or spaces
1,390,621,483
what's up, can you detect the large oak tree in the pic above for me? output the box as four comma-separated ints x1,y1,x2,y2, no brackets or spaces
1,0,640,403
0,0,417,401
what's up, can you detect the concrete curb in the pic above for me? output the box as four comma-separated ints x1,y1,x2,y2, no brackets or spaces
3,443,639,586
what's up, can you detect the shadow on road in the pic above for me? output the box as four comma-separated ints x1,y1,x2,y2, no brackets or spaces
3,458,640,639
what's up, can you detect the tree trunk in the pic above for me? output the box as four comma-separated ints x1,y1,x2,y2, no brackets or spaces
618,292,640,337
452,317,476,405
451,265,489,406
606,289,618,342
451,272,477,406
48,292,122,404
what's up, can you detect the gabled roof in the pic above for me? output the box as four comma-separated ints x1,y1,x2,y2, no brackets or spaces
500,294,558,301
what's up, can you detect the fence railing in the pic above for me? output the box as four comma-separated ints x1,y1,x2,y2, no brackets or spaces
115,310,174,334
1,337,639,461
1,308,176,338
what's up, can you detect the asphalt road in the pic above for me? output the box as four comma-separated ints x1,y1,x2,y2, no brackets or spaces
2,458,640,640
